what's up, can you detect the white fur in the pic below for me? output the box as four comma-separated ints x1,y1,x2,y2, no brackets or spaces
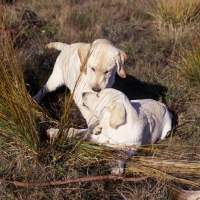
47,88,172,175
34,39,127,127
82,89,172,147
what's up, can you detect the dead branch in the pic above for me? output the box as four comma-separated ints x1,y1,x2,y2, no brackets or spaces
0,175,148,187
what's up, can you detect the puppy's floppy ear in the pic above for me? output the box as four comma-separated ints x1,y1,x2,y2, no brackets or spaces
107,101,126,129
78,44,91,74
113,49,127,78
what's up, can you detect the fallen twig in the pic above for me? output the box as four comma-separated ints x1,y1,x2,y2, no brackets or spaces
0,175,148,187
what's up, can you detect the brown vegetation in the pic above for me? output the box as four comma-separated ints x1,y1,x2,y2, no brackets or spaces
0,0,200,199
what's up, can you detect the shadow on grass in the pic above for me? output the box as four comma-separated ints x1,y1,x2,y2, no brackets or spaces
113,74,179,134
32,73,179,143
113,74,168,102
31,73,170,124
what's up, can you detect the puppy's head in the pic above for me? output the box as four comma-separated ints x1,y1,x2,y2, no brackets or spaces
78,39,127,92
82,89,127,129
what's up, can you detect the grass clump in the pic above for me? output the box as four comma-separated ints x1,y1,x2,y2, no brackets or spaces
149,0,200,29
177,37,200,85
0,31,45,153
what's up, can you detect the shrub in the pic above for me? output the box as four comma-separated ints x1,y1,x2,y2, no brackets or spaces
0,31,46,153
149,0,200,29
177,37,200,85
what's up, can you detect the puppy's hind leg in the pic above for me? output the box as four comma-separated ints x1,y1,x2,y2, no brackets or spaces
33,84,48,103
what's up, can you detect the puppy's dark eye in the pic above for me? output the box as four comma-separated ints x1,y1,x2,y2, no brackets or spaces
91,67,95,71
104,70,109,74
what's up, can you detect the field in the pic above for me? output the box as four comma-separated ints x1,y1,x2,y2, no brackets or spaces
0,0,200,199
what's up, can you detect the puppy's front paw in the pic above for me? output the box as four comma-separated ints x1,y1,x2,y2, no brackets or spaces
46,128,59,139
111,166,124,175
93,125,102,135
111,160,125,175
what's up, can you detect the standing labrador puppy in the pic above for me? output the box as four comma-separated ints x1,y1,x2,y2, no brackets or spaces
34,39,127,127
47,88,172,174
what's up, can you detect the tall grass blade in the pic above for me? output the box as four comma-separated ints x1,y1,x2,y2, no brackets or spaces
0,28,46,153
178,37,200,84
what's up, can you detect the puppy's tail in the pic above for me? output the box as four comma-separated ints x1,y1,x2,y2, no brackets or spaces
45,42,69,51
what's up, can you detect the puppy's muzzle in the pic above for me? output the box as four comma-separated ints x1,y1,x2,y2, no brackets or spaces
92,87,101,92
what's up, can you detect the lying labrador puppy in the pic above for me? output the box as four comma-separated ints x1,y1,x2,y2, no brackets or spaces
47,88,172,174
34,39,127,128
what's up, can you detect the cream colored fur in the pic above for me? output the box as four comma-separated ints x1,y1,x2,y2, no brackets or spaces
47,88,172,175
81,89,172,147
33,39,127,127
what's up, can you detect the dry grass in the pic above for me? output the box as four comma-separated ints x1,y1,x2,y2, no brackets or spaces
0,0,200,199
0,30,45,153
177,36,200,85
148,0,200,29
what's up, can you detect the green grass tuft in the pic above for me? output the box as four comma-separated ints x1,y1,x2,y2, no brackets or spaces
148,0,200,29
0,31,46,153
177,37,200,85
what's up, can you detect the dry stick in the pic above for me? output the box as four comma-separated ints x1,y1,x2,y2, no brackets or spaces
0,175,148,187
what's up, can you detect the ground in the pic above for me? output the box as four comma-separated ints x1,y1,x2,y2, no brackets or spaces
0,0,200,199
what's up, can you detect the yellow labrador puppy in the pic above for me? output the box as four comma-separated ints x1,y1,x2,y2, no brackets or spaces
170,187,200,200
47,88,172,174
34,39,127,127
81,88,172,147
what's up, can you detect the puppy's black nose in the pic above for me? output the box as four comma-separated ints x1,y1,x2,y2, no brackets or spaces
82,92,86,97
92,87,101,92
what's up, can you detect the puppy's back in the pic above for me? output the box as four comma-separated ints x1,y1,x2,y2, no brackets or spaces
130,99,172,142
